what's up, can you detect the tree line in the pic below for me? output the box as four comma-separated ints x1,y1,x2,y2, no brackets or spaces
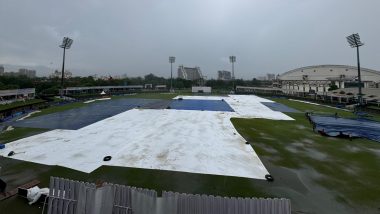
0,74,272,96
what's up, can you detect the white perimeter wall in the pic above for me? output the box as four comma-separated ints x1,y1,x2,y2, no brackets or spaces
192,87,211,93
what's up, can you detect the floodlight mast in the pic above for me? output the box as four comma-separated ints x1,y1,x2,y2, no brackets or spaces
59,37,73,97
346,33,364,105
169,56,175,92
229,56,236,91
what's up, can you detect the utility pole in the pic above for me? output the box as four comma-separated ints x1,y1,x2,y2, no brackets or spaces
169,56,175,93
229,56,236,92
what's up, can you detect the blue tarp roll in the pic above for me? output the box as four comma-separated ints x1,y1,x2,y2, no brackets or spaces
310,115,380,143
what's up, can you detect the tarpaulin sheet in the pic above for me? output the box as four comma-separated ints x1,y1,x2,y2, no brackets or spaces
310,115,380,142
9,98,166,130
169,99,234,112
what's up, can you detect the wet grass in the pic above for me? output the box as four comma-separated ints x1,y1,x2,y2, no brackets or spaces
0,99,45,111
0,127,48,144
271,97,380,121
270,98,354,116
231,98,380,211
29,102,87,118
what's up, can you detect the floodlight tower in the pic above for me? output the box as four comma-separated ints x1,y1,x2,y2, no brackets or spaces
346,33,364,105
229,56,236,91
59,37,73,97
169,56,175,92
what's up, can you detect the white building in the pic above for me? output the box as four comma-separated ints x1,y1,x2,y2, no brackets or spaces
18,68,36,78
0,65,4,76
217,70,232,81
267,73,276,81
0,88,36,104
178,65,203,80
191,86,211,93
277,65,380,95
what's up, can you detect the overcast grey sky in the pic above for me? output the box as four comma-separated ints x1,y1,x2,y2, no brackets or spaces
1,0,380,79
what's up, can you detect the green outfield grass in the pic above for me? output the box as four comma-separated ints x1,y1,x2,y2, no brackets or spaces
229,97,380,212
0,127,48,144
28,102,87,118
0,99,45,111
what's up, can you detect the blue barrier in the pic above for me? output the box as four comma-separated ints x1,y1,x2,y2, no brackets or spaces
310,115,380,143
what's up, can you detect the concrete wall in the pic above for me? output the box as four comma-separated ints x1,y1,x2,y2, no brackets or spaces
192,86,211,93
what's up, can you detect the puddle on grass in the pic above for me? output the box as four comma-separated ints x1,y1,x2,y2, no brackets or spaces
296,125,307,130
302,139,315,144
345,145,362,153
291,142,305,147
303,147,328,161
259,132,268,137
286,142,328,161
261,136,276,141
258,143,278,154
368,148,380,157
286,145,299,153
261,165,356,214
342,165,362,176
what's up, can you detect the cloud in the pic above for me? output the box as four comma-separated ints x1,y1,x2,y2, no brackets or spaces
0,0,379,78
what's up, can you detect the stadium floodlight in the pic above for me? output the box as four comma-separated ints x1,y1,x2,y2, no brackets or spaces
347,33,364,48
229,56,236,91
346,33,364,105
169,56,175,92
59,37,74,97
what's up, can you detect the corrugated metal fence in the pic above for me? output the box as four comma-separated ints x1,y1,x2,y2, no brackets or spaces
160,191,290,214
44,177,291,214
